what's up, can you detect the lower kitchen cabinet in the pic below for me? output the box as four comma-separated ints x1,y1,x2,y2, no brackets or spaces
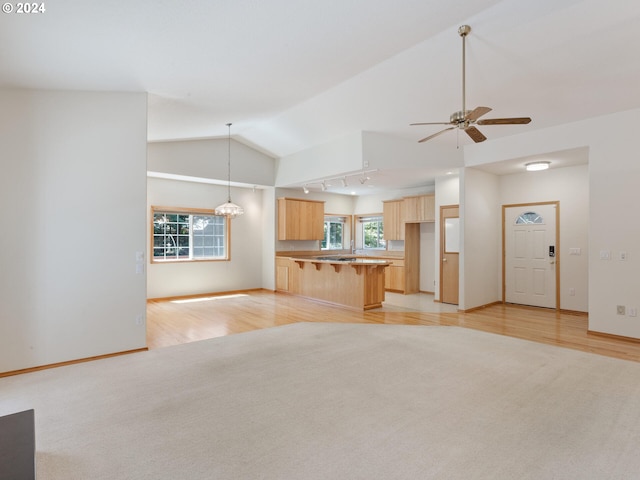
384,259,405,292
276,257,299,292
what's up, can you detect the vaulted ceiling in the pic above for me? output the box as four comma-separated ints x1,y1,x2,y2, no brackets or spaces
2,0,639,171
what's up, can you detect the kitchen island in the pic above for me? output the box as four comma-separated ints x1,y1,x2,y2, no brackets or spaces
275,255,392,310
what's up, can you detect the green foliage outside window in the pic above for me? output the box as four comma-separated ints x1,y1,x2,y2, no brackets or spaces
322,220,344,250
363,219,385,249
152,209,227,262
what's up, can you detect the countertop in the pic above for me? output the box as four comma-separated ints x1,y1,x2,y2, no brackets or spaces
284,255,392,265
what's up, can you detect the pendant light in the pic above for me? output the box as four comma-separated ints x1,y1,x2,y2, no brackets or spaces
215,123,244,218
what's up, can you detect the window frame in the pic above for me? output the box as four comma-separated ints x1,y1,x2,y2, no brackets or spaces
321,215,349,250
358,214,386,251
150,206,231,263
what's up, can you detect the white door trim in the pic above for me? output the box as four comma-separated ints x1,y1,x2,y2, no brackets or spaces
502,201,560,310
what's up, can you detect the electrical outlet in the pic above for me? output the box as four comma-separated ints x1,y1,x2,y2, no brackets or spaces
629,308,637,318
617,305,626,315
569,288,575,296
135,314,144,326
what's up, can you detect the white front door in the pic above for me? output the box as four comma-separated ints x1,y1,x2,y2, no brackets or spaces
504,203,557,308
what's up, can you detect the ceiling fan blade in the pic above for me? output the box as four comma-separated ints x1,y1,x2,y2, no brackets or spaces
418,127,455,143
465,126,487,143
465,106,492,121
477,117,532,125
410,121,452,126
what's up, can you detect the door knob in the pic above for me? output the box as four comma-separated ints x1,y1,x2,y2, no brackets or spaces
442,258,447,262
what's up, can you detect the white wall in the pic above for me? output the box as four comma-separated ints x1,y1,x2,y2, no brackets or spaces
463,108,640,338
261,187,277,291
148,137,275,187
275,132,363,187
434,174,460,301
460,168,501,311
587,110,640,337
146,138,276,297
147,177,264,298
276,130,460,191
499,164,589,312
0,89,148,372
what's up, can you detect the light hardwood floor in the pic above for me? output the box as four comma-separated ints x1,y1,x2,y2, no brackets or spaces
146,290,640,363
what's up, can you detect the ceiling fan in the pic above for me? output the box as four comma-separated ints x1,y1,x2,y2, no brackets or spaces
411,25,531,143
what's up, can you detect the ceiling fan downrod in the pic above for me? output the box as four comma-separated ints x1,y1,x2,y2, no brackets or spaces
459,25,471,122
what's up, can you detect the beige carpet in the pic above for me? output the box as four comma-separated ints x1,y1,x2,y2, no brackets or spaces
2,323,640,479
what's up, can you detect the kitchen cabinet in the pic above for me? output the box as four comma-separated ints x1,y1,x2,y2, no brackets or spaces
276,256,304,293
383,199,404,241
276,255,391,310
277,198,324,240
403,194,435,223
379,226,419,294
384,258,405,292
275,257,291,291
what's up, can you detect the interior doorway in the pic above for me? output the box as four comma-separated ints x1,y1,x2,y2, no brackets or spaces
503,202,559,309
440,205,459,305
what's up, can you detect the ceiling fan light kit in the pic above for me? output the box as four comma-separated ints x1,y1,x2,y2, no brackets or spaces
411,25,531,144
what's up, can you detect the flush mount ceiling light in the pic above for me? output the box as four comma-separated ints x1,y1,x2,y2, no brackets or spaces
525,161,550,172
215,123,244,218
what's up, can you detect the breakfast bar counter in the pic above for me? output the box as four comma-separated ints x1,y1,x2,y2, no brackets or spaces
275,255,392,310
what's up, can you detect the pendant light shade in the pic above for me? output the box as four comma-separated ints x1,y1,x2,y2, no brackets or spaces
215,123,244,218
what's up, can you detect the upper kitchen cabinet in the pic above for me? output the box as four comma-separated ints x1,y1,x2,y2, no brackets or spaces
403,194,435,223
277,198,325,240
383,199,404,241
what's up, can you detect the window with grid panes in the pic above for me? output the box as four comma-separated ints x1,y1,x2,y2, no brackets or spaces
360,215,385,250
152,207,228,262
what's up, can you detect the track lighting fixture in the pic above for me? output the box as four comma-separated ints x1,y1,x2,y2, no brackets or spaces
301,169,377,193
